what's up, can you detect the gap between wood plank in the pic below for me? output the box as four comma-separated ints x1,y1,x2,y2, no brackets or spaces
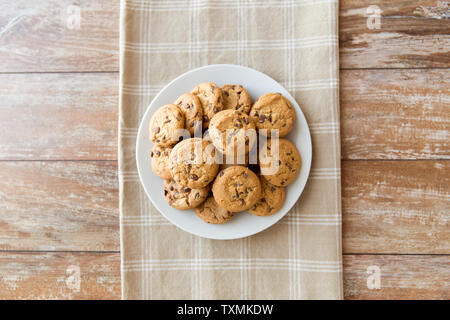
0,71,120,75
343,159,450,162
340,67,450,71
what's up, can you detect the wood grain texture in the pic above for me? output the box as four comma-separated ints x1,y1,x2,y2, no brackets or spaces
0,0,119,72
341,69,449,160
0,0,448,72
0,252,120,299
0,161,118,251
340,0,450,68
343,160,449,254
1,252,448,299
0,73,118,160
344,254,450,300
1,160,447,254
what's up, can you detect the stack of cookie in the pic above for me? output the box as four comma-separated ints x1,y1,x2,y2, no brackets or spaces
149,82,301,224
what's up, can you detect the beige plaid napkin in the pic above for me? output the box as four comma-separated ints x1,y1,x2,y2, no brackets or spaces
119,0,342,300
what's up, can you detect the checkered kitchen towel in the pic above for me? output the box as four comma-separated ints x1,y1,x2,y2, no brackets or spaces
119,0,342,299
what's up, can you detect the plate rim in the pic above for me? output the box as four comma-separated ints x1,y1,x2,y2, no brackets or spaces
135,64,312,240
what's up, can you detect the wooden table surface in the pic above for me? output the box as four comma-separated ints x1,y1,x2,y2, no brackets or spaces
0,0,448,300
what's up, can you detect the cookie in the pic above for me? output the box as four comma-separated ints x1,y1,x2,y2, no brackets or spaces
149,104,185,146
259,138,301,187
191,82,224,128
212,166,262,212
208,109,256,155
169,138,219,189
249,93,295,137
174,93,203,135
221,84,252,114
164,179,209,210
150,144,172,179
249,178,286,216
194,196,233,224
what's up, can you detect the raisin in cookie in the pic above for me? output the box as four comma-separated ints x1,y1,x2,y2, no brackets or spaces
194,196,233,224
174,93,203,135
249,178,286,216
208,109,256,155
259,138,301,187
164,179,209,210
221,84,252,114
212,166,261,212
149,104,185,146
249,93,295,137
150,144,172,179
191,82,224,128
169,138,219,189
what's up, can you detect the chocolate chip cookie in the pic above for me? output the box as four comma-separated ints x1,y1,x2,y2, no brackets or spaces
259,138,301,187
169,138,219,188
164,179,209,210
249,93,295,137
221,84,252,114
191,82,224,128
208,109,256,155
150,144,172,179
149,104,185,146
212,166,262,212
194,196,233,224
249,178,286,216
174,93,203,135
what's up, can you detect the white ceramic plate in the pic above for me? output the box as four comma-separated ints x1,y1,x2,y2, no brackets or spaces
136,64,312,240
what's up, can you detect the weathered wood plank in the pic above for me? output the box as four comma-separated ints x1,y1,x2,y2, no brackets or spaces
341,69,449,160
344,254,450,300
340,0,450,68
0,252,447,299
0,161,119,251
343,160,449,254
0,73,118,160
0,1,448,72
0,0,119,72
0,160,447,254
1,69,448,160
0,252,120,299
